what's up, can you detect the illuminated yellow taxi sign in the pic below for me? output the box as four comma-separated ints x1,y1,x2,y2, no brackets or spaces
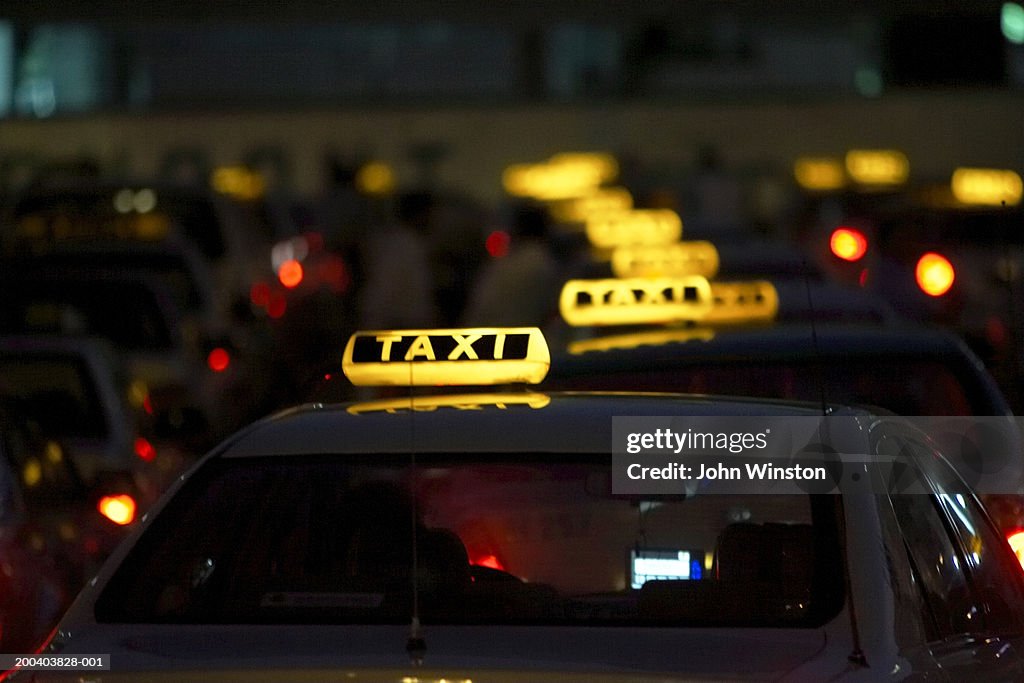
559,277,713,327
355,161,396,196
342,327,550,386
568,327,715,355
549,187,633,224
347,392,551,414
951,167,1023,207
210,165,266,200
611,241,719,278
844,149,909,186
502,152,618,200
705,281,779,325
793,157,847,191
586,210,682,250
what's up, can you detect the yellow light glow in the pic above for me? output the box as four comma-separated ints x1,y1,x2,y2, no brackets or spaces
22,458,42,487
132,214,171,241
45,441,63,464
559,276,714,327
586,210,683,250
704,551,714,571
502,151,618,200
705,281,779,324
356,161,396,196
844,149,910,186
916,252,955,297
348,392,551,415
210,165,267,200
98,494,136,526
549,187,634,224
951,168,1023,207
1007,531,1024,571
793,157,847,191
342,328,550,386
568,327,715,354
611,241,719,278
128,379,149,408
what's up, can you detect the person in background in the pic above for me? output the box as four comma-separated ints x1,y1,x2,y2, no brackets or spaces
461,203,560,328
358,191,441,329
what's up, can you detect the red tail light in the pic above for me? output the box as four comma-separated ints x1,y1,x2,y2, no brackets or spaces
471,554,506,571
207,347,231,372
915,252,955,297
485,230,511,259
830,227,868,262
278,258,304,288
133,436,156,462
1007,530,1024,571
98,494,136,526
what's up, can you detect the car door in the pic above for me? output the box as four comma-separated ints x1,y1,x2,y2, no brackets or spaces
882,428,1024,680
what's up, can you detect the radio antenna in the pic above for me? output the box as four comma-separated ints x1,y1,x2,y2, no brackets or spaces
801,257,830,416
405,362,426,666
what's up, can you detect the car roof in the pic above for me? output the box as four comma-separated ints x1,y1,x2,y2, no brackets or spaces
222,392,853,457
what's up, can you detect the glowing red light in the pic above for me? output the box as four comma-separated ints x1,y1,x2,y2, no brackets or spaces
278,258,304,288
916,252,955,297
485,230,511,258
250,281,271,307
267,292,287,319
207,347,231,372
1008,530,1024,571
472,554,506,571
830,227,868,262
142,394,154,416
858,268,869,287
133,436,156,462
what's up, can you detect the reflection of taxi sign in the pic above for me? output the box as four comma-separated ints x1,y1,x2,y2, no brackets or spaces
586,210,682,250
347,392,551,414
342,328,550,386
951,168,1023,207
844,149,909,186
559,277,713,327
611,241,719,278
705,281,779,324
568,327,715,355
793,157,847,191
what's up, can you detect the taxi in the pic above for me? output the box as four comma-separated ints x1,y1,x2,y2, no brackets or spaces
12,327,1024,682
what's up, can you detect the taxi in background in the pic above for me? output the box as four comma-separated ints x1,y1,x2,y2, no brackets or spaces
13,326,1024,681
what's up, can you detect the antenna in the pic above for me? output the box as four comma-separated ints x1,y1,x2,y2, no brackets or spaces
800,258,830,416
405,362,426,666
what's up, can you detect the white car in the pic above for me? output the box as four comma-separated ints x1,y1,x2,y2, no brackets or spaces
13,328,1024,681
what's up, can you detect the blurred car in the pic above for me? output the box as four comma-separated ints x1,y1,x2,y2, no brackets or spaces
548,322,1012,418
0,335,191,505
0,269,255,440
1,177,272,304
0,404,136,654
17,327,1024,681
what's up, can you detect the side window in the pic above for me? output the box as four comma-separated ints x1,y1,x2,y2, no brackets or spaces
890,492,980,639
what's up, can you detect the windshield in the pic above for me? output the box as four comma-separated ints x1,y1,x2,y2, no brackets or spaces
96,453,844,627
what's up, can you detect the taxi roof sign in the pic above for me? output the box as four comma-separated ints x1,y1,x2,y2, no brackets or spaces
586,209,683,250
611,241,719,278
342,328,550,386
559,276,714,327
793,156,847,191
844,149,909,186
951,167,1023,207
705,281,779,325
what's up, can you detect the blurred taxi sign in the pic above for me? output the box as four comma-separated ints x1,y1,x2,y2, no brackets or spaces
844,149,910,186
705,281,779,325
611,241,719,278
503,152,618,200
586,210,682,250
355,161,396,196
793,157,847,191
559,276,713,327
342,328,550,386
951,167,1023,206
568,327,715,355
347,392,551,414
210,165,266,200
550,187,633,224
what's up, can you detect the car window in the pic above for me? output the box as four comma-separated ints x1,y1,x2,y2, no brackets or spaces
0,355,110,440
95,454,845,627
